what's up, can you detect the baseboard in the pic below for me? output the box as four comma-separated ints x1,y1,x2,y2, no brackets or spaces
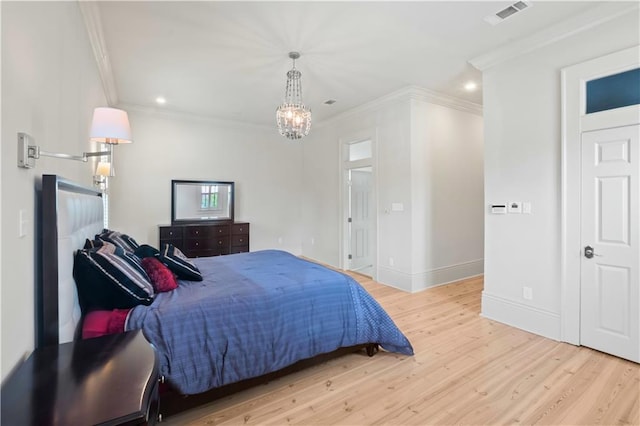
378,259,484,293
481,291,561,340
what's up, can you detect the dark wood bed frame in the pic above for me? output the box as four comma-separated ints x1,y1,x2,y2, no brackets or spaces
38,174,379,418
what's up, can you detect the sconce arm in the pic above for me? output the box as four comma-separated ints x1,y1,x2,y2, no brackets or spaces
17,132,111,168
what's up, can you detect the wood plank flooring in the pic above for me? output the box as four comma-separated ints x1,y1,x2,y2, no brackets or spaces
162,273,640,425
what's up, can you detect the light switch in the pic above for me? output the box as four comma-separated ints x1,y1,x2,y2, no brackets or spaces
18,210,28,238
391,203,404,212
522,202,532,214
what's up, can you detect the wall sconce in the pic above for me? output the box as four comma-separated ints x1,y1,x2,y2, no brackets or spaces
93,161,112,192
17,107,132,169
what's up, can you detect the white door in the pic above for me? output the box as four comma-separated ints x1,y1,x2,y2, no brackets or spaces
580,124,639,362
349,168,373,273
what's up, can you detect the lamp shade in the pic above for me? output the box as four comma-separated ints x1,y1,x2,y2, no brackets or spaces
95,161,112,177
90,107,133,144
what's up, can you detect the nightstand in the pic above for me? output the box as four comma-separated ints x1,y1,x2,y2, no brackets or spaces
1,330,160,425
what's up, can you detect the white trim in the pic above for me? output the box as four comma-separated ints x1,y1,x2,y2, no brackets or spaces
117,102,274,131
319,86,482,131
470,2,639,71
339,129,378,279
78,2,118,106
481,291,561,340
378,259,484,294
561,46,640,345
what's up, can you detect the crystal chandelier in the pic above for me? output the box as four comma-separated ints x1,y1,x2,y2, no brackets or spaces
276,52,311,140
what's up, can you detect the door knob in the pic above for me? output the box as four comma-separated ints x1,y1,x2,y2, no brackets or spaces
584,245,601,259
584,246,594,258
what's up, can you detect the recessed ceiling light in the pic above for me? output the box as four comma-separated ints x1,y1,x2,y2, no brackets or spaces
156,96,166,105
464,82,478,91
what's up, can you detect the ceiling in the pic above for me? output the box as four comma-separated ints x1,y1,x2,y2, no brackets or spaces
93,1,609,126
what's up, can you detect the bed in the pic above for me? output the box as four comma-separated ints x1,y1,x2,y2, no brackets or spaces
38,174,413,416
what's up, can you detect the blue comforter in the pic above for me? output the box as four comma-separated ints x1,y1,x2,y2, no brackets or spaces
126,250,413,395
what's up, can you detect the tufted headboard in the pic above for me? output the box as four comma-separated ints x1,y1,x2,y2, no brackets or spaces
38,174,104,347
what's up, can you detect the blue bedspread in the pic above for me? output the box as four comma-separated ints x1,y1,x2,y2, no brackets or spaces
126,250,413,395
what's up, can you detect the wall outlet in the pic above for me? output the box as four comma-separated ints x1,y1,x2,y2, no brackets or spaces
277,237,283,245
522,201,532,214
523,286,533,300
310,237,315,245
389,257,395,267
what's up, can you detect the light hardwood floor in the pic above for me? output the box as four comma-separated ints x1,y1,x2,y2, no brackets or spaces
163,274,640,425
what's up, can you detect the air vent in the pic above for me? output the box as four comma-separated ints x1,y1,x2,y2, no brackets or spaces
484,1,532,25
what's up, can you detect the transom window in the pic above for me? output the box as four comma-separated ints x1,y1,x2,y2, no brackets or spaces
586,68,640,114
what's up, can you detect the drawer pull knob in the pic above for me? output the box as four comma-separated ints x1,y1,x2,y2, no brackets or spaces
195,242,199,246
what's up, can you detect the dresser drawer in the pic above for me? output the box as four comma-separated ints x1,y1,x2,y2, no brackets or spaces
210,224,231,236
185,226,209,239
185,235,229,251
231,223,249,235
231,234,249,247
160,227,183,240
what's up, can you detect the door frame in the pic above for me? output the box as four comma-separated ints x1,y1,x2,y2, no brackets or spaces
339,128,378,278
560,45,640,344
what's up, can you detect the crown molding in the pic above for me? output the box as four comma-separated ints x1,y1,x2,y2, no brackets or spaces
406,86,483,116
117,102,275,132
469,2,640,71
78,1,118,106
319,86,482,129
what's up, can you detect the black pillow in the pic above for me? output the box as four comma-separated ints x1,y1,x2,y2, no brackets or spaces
158,244,203,281
134,244,160,259
73,244,154,312
96,230,140,252
83,238,105,250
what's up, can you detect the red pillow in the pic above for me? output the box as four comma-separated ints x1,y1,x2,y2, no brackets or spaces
141,257,178,292
82,309,130,339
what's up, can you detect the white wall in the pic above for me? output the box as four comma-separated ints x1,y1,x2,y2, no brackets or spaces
302,89,484,292
1,2,107,380
109,109,304,254
481,11,640,340
410,101,484,290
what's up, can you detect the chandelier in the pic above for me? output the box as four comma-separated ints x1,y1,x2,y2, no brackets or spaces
276,52,311,140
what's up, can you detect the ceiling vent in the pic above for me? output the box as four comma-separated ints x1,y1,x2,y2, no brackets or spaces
484,1,532,25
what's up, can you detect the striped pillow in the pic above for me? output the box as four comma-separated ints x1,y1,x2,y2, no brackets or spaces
73,243,154,311
96,229,140,252
158,244,203,281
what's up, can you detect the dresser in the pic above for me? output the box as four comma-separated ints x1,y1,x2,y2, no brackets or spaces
159,222,250,258
1,330,160,425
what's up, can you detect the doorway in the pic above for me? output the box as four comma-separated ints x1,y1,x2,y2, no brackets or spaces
341,136,376,278
347,166,373,275
562,46,640,362
580,124,639,362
